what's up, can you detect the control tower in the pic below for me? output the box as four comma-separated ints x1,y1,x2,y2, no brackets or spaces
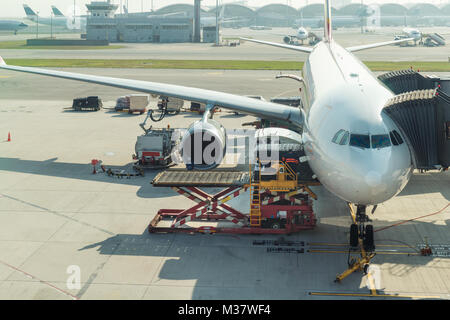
86,0,118,19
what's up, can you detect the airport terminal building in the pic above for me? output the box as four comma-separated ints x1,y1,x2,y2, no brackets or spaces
85,1,194,43
85,1,450,43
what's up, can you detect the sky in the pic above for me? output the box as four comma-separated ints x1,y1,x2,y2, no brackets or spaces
1,0,449,18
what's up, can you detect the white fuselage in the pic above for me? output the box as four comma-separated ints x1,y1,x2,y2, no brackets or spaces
403,27,422,41
301,40,413,205
297,27,308,40
0,20,28,31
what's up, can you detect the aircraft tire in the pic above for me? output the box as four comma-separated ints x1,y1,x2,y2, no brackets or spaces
350,224,358,247
363,225,375,251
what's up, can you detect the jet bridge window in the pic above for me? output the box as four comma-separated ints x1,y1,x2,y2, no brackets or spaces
389,130,404,146
371,134,391,149
349,134,370,149
332,129,350,145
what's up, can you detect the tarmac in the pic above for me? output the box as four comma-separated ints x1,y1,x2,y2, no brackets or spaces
1,66,450,300
0,27,449,61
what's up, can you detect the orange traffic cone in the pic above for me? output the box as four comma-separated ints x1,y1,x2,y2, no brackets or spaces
7,132,11,142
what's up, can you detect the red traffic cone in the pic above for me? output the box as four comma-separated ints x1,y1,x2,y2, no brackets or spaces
7,132,11,142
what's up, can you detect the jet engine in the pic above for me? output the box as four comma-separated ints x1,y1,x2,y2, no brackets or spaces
181,119,227,170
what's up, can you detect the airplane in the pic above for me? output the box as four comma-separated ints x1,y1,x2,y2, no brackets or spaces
394,27,446,47
249,26,272,30
283,27,321,46
23,4,67,27
23,4,85,30
0,20,28,34
51,6,65,18
51,5,87,30
394,27,422,46
1,0,419,258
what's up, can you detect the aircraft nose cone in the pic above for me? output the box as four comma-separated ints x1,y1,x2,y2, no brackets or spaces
365,171,381,187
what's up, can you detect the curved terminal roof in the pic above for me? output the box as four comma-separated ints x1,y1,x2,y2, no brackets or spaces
155,3,449,20
407,3,440,16
155,4,207,16
257,4,298,16
208,4,255,18
299,4,338,17
441,4,450,15
380,3,408,16
338,3,369,16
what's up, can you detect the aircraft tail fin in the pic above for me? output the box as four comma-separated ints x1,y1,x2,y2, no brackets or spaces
51,6,65,17
23,4,37,17
0,56,6,66
324,0,332,42
220,4,225,20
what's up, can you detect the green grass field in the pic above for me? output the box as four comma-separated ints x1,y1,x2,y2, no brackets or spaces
3,58,450,72
0,41,124,50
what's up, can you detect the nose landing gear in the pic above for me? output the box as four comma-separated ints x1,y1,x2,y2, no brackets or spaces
335,204,376,283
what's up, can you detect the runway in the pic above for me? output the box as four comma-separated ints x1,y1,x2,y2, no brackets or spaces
0,67,449,299
0,27,449,61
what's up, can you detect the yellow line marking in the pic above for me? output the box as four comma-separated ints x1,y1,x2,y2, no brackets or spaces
0,76,12,78
309,292,441,299
308,250,419,255
367,271,377,295
308,242,411,248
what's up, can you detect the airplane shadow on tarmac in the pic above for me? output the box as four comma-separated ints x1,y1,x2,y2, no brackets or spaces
0,157,171,199
76,178,450,300
77,215,450,299
1,157,449,202
2,155,447,298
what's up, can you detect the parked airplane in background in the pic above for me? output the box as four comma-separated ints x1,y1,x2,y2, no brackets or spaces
0,20,28,34
1,0,418,255
23,4,85,30
395,27,422,45
249,25,272,30
394,27,446,47
283,27,321,46
23,4,67,27
50,5,87,30
51,6,65,18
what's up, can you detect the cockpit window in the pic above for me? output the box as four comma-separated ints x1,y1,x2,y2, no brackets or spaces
332,129,350,145
371,134,391,149
390,130,404,146
350,134,370,148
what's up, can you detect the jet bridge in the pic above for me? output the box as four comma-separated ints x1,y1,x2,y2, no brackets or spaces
383,88,450,170
378,69,441,95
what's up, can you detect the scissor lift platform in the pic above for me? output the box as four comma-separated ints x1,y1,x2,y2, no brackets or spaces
152,169,250,187
149,163,320,235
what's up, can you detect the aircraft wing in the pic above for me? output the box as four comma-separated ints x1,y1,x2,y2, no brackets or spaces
240,37,313,53
0,57,303,127
346,38,415,52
